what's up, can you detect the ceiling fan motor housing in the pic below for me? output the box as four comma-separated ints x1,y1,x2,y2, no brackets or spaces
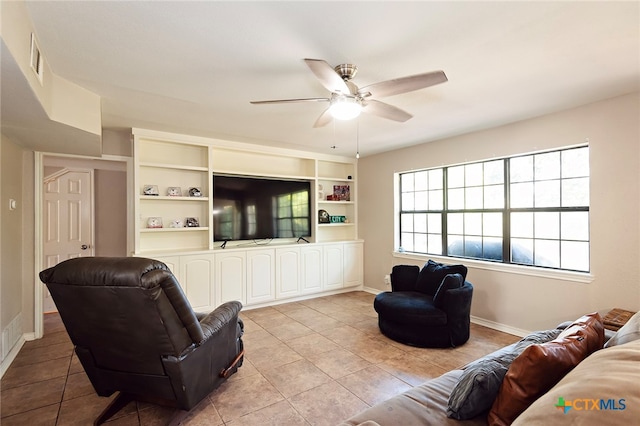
334,64,358,81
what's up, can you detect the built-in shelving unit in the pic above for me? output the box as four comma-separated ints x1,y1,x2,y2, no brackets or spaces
132,129,362,312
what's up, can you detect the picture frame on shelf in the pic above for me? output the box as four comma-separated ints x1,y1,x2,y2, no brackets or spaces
185,217,200,227
188,187,202,197
167,187,182,196
142,184,159,196
333,185,350,201
318,209,330,223
169,218,184,228
147,217,163,228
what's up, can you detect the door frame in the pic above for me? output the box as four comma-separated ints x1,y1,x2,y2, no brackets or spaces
34,152,133,338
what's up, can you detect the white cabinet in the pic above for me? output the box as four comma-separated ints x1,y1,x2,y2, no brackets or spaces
275,247,301,299
300,245,323,294
323,244,344,291
215,251,246,305
181,254,215,311
343,242,364,288
246,249,275,305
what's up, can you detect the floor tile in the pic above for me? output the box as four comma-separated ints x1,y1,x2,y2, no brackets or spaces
307,347,371,379
0,403,59,426
226,400,309,426
0,376,65,418
288,380,369,426
209,373,284,422
337,365,413,406
286,333,340,357
1,357,70,390
262,359,332,398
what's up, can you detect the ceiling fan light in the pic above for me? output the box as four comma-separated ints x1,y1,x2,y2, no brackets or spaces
330,95,362,120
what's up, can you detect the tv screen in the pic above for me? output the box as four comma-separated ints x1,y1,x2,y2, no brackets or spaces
213,174,311,242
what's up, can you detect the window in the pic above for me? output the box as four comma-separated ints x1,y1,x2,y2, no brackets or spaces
398,146,590,272
275,190,310,238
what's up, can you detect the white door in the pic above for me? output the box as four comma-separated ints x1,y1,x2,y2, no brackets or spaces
43,169,94,312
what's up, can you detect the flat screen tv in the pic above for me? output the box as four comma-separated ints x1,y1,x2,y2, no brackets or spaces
213,174,311,242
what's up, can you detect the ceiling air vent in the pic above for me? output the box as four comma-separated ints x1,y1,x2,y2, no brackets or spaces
30,33,44,85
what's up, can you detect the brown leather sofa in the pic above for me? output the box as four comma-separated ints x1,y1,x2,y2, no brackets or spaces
39,257,244,425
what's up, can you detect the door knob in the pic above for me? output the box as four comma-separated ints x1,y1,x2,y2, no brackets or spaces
81,244,89,250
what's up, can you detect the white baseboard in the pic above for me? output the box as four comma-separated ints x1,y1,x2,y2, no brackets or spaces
0,336,26,379
471,315,530,337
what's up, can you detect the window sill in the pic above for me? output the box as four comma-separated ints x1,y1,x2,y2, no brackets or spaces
392,252,594,284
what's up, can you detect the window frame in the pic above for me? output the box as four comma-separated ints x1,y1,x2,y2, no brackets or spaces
397,145,590,273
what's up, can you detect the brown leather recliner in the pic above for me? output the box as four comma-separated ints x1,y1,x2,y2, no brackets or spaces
39,257,244,425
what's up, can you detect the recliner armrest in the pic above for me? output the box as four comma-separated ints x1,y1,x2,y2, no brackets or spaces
198,301,243,343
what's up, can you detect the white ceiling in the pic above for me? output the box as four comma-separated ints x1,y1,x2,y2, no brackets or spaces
7,1,640,157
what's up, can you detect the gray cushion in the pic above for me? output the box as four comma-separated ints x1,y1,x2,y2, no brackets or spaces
447,328,562,420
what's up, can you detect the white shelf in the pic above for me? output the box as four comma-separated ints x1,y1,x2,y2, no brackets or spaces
318,223,355,227
140,227,209,233
140,162,208,172
318,176,354,182
140,195,209,201
318,200,354,205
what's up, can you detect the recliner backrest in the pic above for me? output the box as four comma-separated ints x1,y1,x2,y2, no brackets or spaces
40,257,203,376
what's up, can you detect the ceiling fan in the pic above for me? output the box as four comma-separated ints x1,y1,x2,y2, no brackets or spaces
250,58,448,128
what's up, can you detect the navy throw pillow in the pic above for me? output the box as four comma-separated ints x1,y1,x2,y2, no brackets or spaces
415,260,468,296
433,273,464,308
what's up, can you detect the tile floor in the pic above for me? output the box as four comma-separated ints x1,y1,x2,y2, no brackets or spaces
1,291,519,425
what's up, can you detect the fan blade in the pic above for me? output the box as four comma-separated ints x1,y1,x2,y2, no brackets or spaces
359,70,447,98
362,99,412,122
313,107,333,128
304,59,350,93
250,97,329,104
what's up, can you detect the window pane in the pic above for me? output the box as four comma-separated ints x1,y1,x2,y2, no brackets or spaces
429,190,443,210
465,187,483,209
464,236,482,257
484,160,504,184
428,169,443,189
415,233,427,253
448,188,464,209
427,213,442,233
401,173,414,192
415,191,428,210
561,241,589,271
402,192,414,210
512,238,534,264
510,156,533,182
535,239,560,268
448,235,464,256
534,180,560,207
511,212,533,238
400,213,414,232
415,171,428,190
535,212,559,239
414,213,427,233
562,147,589,178
562,177,589,207
465,213,482,235
510,182,533,208
561,212,589,241
465,163,483,186
483,237,503,260
448,213,463,234
535,151,560,180
401,233,414,252
483,213,502,237
484,184,504,208
428,234,443,254
448,166,465,188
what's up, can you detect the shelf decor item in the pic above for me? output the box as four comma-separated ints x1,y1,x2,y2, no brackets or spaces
143,185,159,196
167,187,182,196
330,215,347,223
188,187,202,197
147,217,163,228
169,218,184,228
185,217,200,227
318,209,330,223
333,185,350,201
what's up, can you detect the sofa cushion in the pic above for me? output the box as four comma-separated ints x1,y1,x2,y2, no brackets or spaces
604,310,640,348
488,312,604,426
415,260,468,296
433,273,463,308
514,338,640,425
447,328,562,420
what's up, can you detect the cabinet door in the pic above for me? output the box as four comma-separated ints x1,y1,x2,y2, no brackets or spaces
343,242,363,288
181,254,215,312
215,252,246,305
323,244,344,291
300,246,323,294
246,249,275,305
275,247,301,299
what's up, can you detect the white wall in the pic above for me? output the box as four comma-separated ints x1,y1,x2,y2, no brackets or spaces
359,92,640,332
